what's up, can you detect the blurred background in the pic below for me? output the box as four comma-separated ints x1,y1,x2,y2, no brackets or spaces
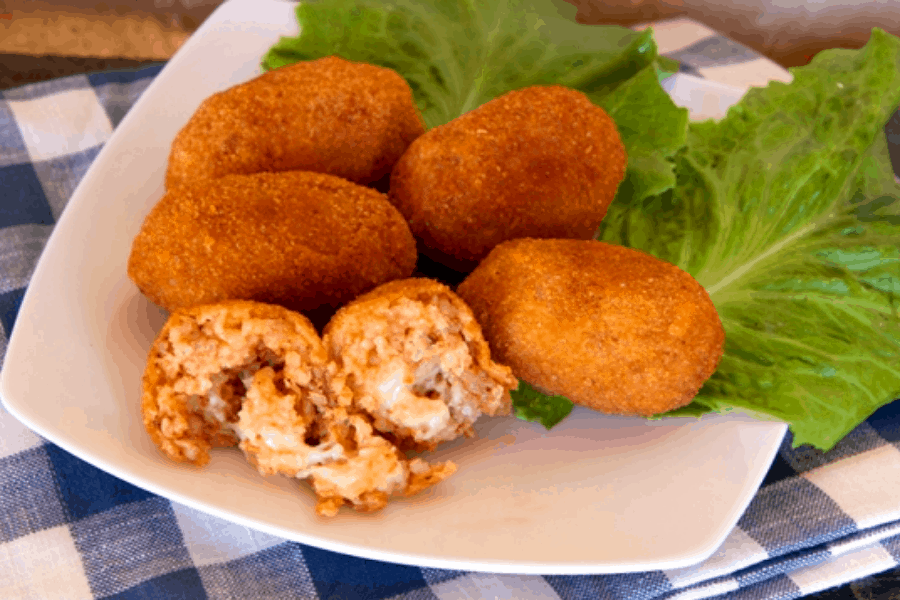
570,0,900,67
0,0,218,88
2,0,899,90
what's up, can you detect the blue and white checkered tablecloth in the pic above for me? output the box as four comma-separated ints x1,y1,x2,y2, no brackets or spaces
3,20,900,600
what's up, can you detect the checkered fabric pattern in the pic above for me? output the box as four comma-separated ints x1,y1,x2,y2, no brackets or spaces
2,21,900,600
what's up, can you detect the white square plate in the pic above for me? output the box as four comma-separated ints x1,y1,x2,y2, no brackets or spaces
0,0,787,574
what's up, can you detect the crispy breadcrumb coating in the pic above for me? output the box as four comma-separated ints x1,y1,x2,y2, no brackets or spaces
127,171,417,315
142,300,455,516
323,279,517,451
389,85,626,271
457,240,725,416
166,56,424,189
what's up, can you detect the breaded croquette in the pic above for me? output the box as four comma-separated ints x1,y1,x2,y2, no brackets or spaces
457,239,725,416
142,300,455,516
166,56,425,189
323,279,517,451
141,300,330,466
389,86,626,271
127,171,417,315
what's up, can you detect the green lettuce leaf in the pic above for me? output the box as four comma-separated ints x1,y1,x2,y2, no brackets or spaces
511,381,574,429
595,29,900,450
597,66,689,208
262,0,687,205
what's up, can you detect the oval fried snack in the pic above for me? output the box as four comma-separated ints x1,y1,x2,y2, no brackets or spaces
457,239,725,416
166,56,425,189
142,300,455,517
127,171,417,315
323,278,517,452
389,85,626,271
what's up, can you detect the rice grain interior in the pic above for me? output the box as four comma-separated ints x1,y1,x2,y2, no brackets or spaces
323,278,518,452
141,300,331,466
142,299,457,516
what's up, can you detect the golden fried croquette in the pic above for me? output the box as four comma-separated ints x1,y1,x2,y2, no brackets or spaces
323,278,517,451
166,56,425,189
127,171,417,315
142,299,456,516
456,240,725,416
141,300,329,466
389,85,626,271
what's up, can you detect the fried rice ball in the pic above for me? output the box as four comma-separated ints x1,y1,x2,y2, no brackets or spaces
389,85,626,271
166,56,424,189
456,240,725,416
323,278,517,451
141,300,330,466
127,171,417,315
142,300,455,516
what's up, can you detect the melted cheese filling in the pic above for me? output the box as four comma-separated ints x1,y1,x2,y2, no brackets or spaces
375,366,452,441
